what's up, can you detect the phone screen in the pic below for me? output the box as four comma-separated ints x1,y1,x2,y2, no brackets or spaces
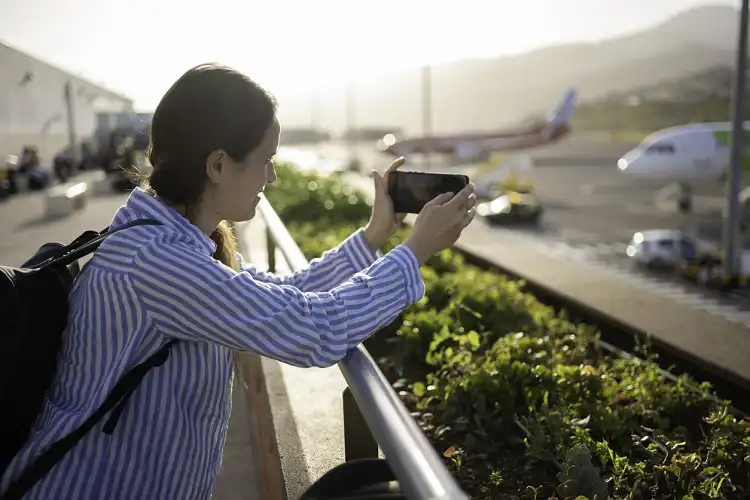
387,171,470,214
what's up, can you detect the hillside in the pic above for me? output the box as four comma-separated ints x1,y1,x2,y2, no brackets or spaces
570,61,750,133
596,64,740,103
277,3,742,135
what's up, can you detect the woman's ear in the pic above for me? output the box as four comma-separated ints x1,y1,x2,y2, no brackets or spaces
206,150,226,184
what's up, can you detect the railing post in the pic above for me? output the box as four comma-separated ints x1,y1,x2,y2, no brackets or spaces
343,387,378,461
266,225,276,272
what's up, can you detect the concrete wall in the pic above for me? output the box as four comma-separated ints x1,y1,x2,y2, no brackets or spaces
0,42,134,164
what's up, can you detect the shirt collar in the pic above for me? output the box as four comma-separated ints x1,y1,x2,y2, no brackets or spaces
114,187,218,256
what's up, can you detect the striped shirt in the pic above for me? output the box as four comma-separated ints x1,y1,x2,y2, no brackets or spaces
0,187,425,499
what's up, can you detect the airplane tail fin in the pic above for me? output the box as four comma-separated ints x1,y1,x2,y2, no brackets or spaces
546,89,577,125
540,89,577,140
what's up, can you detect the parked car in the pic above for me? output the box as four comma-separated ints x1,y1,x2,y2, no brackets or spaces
4,148,50,193
625,229,716,270
477,191,543,224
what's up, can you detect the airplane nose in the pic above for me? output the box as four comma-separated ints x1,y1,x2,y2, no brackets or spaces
377,140,397,156
379,144,398,156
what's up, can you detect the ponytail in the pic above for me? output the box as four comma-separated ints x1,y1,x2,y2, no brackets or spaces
211,221,239,271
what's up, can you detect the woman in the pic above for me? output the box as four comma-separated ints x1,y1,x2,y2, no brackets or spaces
0,63,476,499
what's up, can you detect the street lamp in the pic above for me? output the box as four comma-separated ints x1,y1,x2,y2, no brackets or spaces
64,82,78,162
345,81,360,171
722,0,749,285
422,64,433,169
310,88,321,152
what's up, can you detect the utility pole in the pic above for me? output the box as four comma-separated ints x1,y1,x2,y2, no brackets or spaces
345,81,358,170
422,64,433,169
63,81,78,162
310,88,319,131
723,0,749,285
310,88,321,151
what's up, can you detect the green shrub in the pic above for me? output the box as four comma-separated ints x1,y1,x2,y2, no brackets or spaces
264,162,749,500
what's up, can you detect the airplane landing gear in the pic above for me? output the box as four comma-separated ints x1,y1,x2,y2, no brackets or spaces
475,150,491,163
677,182,692,214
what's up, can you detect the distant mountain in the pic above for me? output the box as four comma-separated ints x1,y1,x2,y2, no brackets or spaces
597,64,738,103
277,4,742,135
572,63,749,132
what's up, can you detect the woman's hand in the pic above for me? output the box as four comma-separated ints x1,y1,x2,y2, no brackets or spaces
362,157,407,251
404,184,477,265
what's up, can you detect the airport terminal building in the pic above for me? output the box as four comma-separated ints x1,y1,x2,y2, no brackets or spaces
0,41,134,164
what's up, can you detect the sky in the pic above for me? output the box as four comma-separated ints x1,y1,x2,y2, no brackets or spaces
0,0,738,110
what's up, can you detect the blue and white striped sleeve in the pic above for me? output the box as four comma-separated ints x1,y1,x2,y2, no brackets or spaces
239,228,381,292
129,238,424,368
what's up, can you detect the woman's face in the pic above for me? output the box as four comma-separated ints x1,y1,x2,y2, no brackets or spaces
209,116,280,222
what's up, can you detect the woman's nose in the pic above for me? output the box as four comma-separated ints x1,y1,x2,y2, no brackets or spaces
267,164,277,184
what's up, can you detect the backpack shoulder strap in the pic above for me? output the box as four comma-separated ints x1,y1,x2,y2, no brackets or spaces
0,340,177,500
38,218,163,271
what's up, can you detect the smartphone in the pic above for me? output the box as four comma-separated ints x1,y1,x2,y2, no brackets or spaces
387,171,470,214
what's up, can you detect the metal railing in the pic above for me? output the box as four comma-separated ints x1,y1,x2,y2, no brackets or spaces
256,196,469,500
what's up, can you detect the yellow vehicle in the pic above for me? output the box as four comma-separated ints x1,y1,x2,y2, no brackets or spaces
477,190,543,225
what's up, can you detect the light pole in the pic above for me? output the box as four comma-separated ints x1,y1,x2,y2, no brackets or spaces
310,89,320,131
63,81,78,162
345,81,358,169
309,88,321,152
723,0,749,285
422,64,433,169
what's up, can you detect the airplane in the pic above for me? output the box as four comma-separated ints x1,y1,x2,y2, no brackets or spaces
377,89,578,163
616,121,750,210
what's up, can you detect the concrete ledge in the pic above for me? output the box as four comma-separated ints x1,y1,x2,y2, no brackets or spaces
264,357,349,500
91,171,122,195
44,181,88,217
212,376,262,500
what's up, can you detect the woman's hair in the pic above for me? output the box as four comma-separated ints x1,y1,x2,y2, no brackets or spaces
142,62,277,270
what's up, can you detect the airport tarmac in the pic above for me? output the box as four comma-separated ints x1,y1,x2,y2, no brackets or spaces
492,165,750,317
287,142,750,250
489,162,749,244
285,142,750,324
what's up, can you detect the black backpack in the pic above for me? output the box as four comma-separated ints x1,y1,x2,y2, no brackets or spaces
0,218,177,500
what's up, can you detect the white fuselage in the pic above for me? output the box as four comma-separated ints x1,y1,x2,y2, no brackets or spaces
616,122,750,182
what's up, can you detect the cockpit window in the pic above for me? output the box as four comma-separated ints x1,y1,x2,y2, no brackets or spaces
644,142,675,154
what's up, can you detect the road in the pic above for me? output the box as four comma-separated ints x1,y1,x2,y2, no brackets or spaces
0,173,129,267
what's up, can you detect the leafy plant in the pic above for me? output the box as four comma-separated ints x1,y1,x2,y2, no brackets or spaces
556,444,609,500
265,162,750,499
